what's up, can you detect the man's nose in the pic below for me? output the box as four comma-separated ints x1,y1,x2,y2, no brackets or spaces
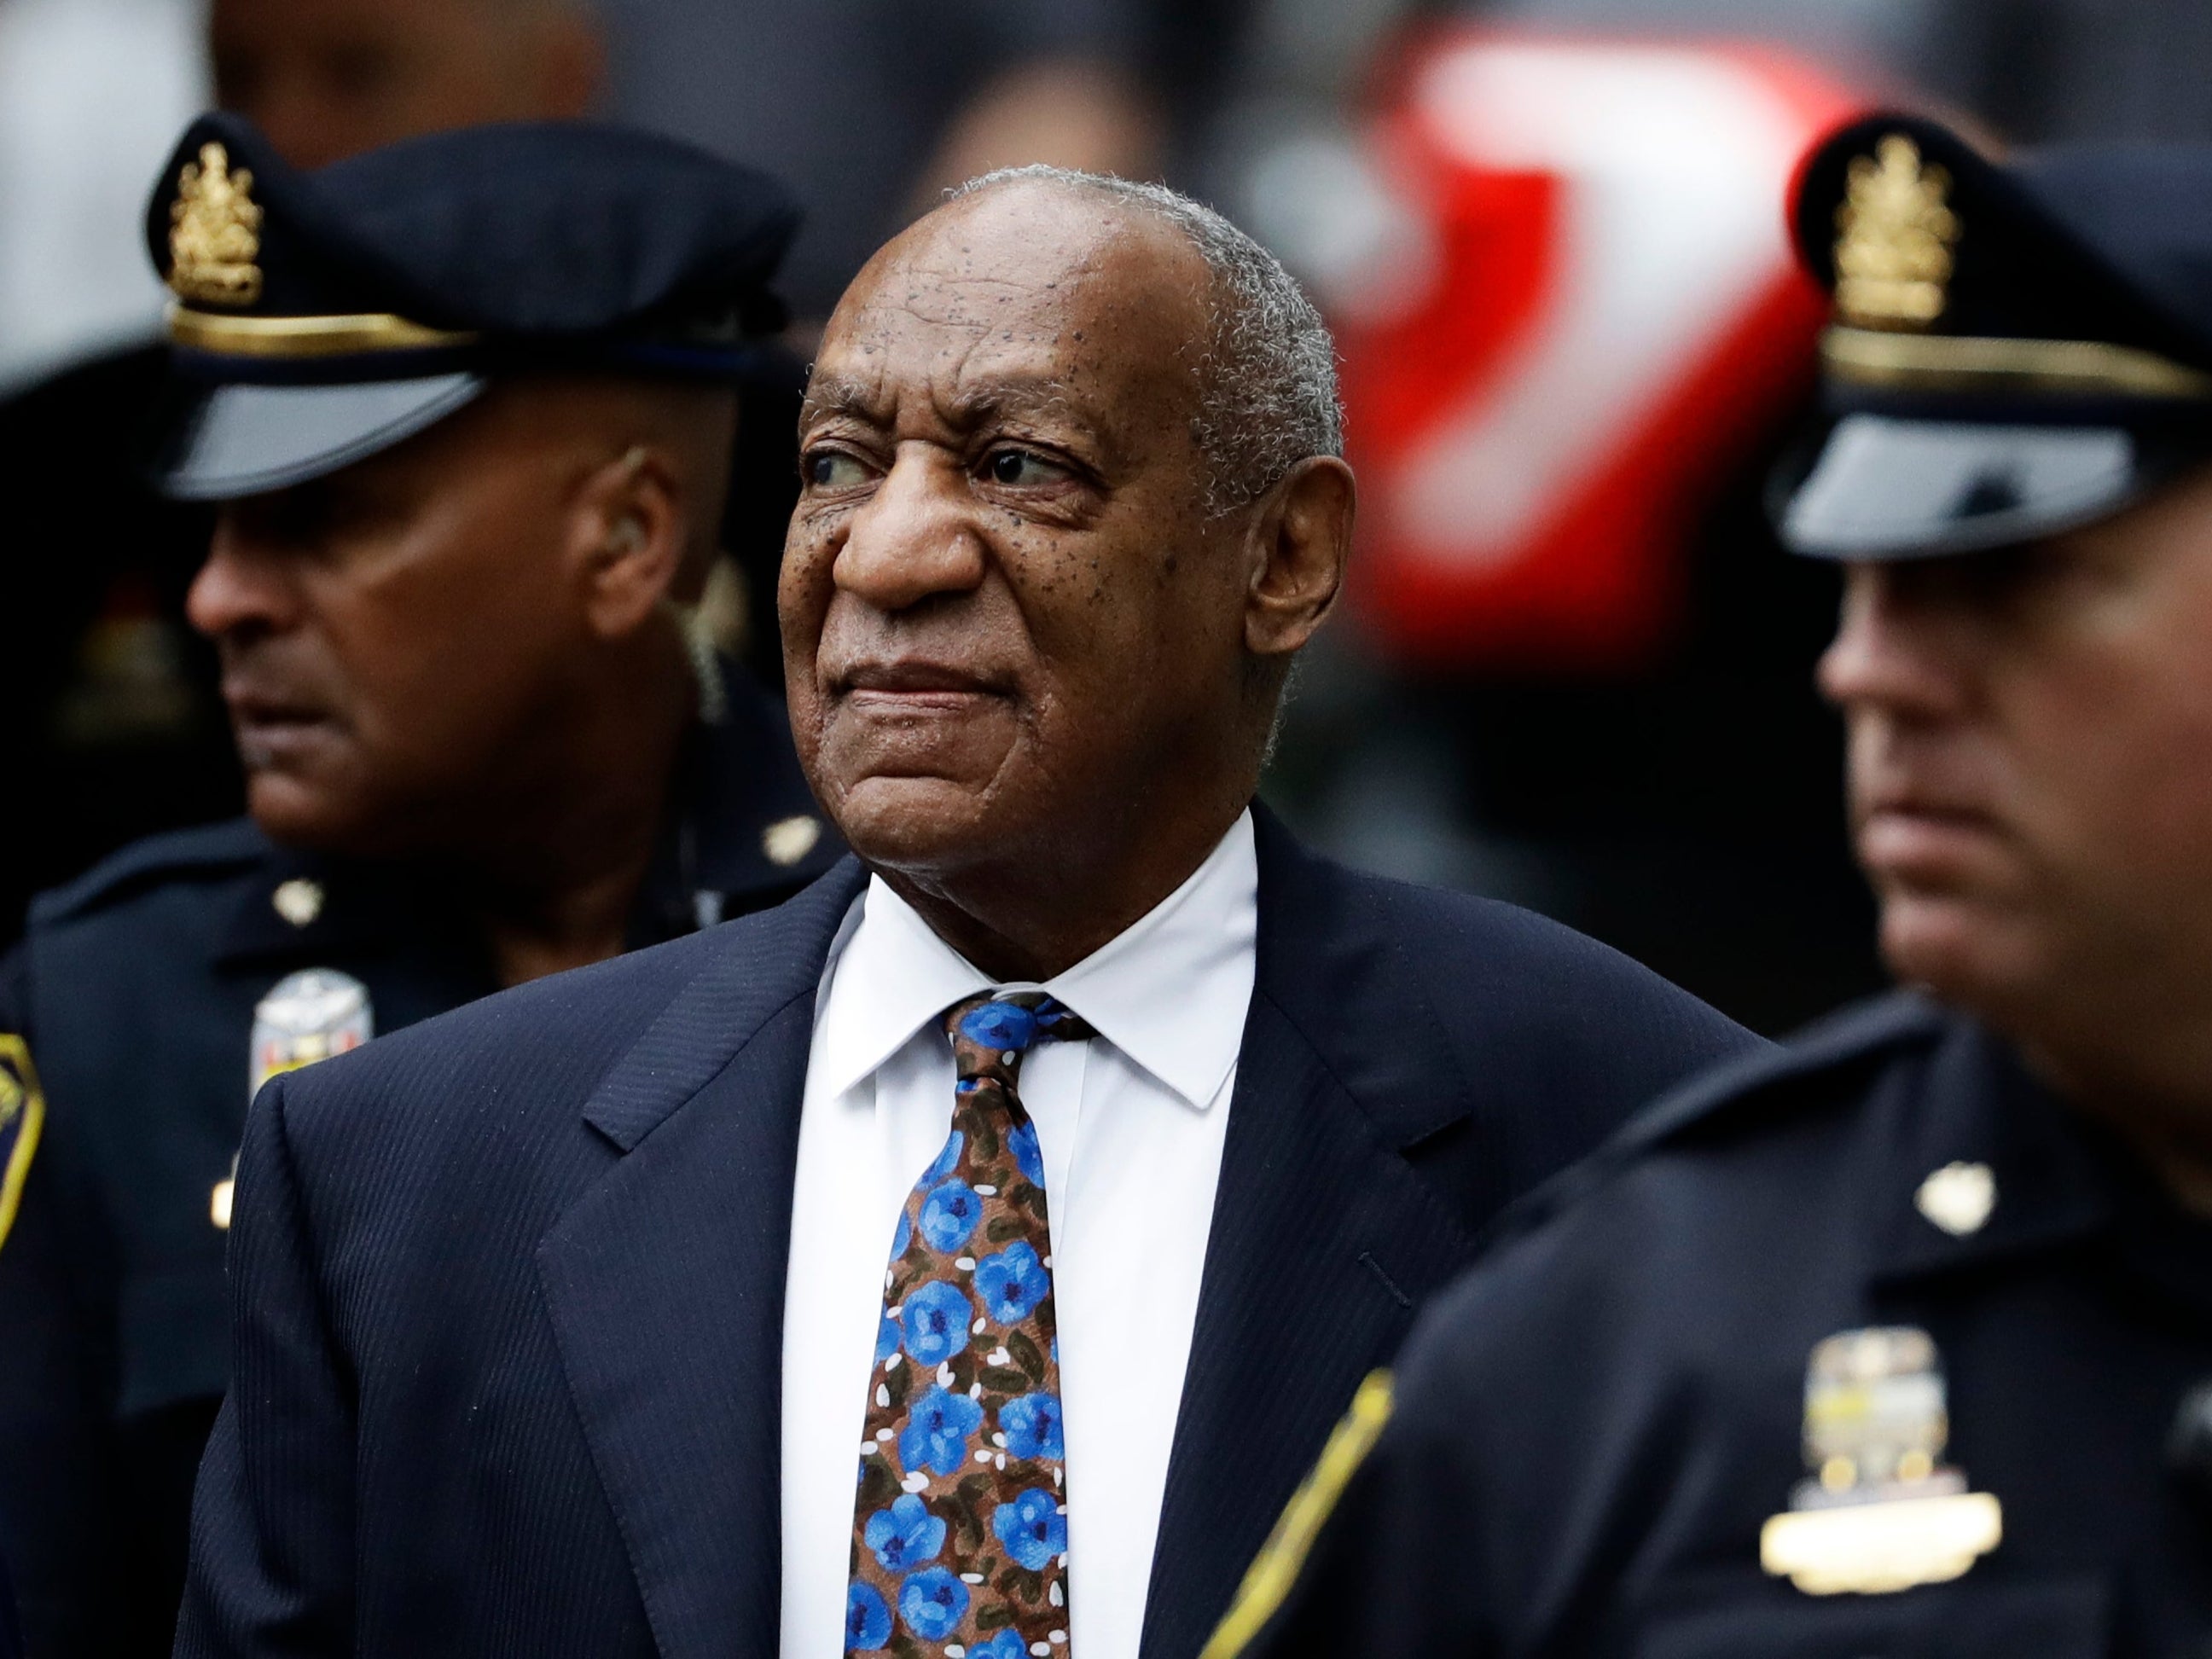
185,512,297,641
1815,564,1973,721
833,447,988,612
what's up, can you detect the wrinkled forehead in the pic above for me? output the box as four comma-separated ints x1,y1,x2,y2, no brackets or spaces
809,189,1210,436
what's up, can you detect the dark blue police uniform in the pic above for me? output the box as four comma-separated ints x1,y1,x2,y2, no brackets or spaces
1213,998,2212,1657
0,699,832,1657
1213,113,2212,1659
0,113,838,1657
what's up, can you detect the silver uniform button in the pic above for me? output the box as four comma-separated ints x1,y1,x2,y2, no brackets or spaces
270,877,324,927
1914,1161,1996,1237
762,814,822,867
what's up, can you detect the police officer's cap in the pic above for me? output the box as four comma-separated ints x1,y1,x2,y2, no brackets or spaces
144,113,800,501
1774,113,2212,560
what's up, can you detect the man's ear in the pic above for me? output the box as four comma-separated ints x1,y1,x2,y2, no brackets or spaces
569,444,686,641
1244,455,1356,662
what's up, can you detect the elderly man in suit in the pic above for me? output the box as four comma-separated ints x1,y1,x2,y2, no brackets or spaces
177,167,1759,1659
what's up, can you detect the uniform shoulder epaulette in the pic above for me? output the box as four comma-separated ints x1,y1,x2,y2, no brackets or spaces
1478,991,1951,1252
1613,989,1950,1157
29,818,271,928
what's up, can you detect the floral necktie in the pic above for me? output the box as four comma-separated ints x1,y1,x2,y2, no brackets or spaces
845,991,1094,1657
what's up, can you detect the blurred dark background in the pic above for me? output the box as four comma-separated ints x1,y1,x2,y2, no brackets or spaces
3,0,2201,1034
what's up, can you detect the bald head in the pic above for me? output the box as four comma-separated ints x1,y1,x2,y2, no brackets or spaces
211,0,603,171
781,171,1356,979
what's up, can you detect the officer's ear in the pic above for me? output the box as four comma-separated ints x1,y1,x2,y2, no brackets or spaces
570,444,686,640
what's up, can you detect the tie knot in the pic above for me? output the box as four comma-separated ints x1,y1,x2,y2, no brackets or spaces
944,992,1094,1078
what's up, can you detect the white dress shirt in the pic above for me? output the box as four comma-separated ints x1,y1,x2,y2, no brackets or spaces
780,812,1258,1659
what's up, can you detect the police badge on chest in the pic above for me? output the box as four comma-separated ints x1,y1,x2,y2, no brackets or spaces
212,970,374,1231
1760,1326,2003,1595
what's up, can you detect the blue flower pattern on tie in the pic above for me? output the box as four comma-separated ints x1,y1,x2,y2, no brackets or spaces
898,1386,984,1477
901,1279,972,1367
1009,1119,1045,1188
865,1494,948,1574
992,1488,1069,1572
975,1242,1049,1324
926,1129,965,1183
846,991,1093,1656
958,999,1037,1052
919,1180,983,1252
898,1568,971,1640
846,1583,892,1651
999,1391,1064,1460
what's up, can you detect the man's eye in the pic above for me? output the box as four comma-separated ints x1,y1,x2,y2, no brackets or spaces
806,451,868,490
987,450,1066,487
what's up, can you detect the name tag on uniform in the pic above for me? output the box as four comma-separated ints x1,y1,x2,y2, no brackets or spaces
1760,1325,2002,1595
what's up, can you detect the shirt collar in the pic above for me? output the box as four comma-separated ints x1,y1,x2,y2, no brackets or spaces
212,840,470,971
814,872,992,1103
816,810,1258,1110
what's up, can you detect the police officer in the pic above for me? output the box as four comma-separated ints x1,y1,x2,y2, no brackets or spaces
1210,113,2212,1658
0,0,610,943
0,0,815,947
0,113,838,1656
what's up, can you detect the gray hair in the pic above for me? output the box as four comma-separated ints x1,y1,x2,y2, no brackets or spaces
950,165,1343,516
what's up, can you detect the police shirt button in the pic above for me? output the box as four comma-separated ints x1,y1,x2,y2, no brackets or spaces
762,815,822,867
1915,1160,1996,1236
271,878,324,927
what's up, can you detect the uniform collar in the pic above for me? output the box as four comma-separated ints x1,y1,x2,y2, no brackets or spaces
814,809,1259,1110
212,664,838,968
1870,1018,2115,1285
212,835,465,969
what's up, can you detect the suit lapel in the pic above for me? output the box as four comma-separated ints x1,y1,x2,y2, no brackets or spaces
1138,813,1483,1659
534,818,1489,1658
537,862,866,1659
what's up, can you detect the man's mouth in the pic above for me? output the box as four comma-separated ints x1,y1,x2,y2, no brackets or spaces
834,660,1009,714
1855,788,2003,876
224,687,337,765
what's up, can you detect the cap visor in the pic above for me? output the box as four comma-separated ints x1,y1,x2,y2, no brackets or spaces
154,374,485,501
1779,414,2141,560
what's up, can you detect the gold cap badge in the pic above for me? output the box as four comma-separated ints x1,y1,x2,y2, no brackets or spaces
170,142,264,308
1834,135,1960,331
1760,1326,2001,1595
